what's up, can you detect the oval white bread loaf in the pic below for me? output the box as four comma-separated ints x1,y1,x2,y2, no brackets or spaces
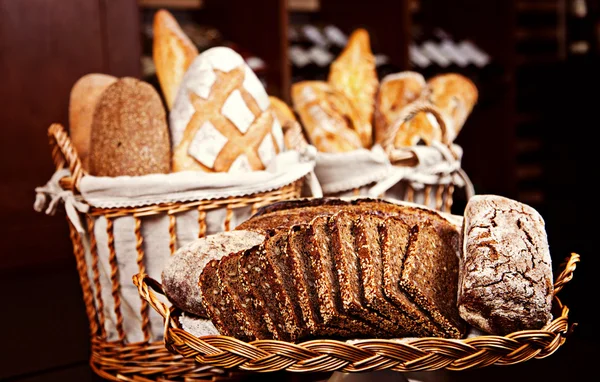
68,73,117,170
170,47,284,173
152,9,199,110
161,230,265,317
458,195,554,335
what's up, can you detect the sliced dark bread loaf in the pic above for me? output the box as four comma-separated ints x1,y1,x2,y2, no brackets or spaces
329,212,408,337
218,252,274,340
287,225,354,339
238,236,304,342
307,215,380,337
380,217,444,337
401,221,466,338
198,259,249,340
354,214,426,337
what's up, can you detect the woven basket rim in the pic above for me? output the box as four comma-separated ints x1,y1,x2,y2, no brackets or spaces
134,253,580,374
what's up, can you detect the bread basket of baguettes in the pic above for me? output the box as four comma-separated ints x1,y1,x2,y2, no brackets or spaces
287,28,476,213
34,9,319,382
133,195,580,377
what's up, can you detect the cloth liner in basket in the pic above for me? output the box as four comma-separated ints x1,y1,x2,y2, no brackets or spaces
315,102,475,213
34,124,321,346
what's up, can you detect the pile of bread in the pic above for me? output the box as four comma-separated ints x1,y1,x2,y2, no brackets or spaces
67,9,292,178
161,195,555,342
290,28,479,153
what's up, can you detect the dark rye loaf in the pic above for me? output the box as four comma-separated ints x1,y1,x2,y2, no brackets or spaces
198,259,249,340
307,215,382,337
287,225,354,338
218,253,273,339
379,218,444,337
329,212,411,337
354,214,427,337
458,195,553,335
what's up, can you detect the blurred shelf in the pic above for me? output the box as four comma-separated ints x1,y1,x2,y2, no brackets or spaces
516,27,560,41
516,1,559,13
289,0,320,12
138,0,204,9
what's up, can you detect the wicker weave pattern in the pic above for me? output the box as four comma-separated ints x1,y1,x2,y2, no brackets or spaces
133,253,579,374
47,124,305,381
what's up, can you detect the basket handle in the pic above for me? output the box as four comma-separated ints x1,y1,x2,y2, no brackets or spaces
381,101,453,156
132,273,171,320
553,252,580,295
48,123,86,192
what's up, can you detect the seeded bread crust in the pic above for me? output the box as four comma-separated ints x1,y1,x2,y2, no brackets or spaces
263,232,307,340
400,221,466,338
287,226,354,339
380,218,444,337
239,242,293,341
355,214,425,337
198,259,248,340
307,215,380,336
218,253,273,340
330,212,407,337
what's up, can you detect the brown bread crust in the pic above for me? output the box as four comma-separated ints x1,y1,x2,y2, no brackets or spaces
380,218,444,337
239,242,293,341
330,212,408,337
307,216,380,337
458,195,553,335
198,259,247,340
400,221,466,338
218,253,272,340
355,214,425,336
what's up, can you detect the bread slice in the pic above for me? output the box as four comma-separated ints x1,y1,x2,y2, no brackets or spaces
198,259,249,340
218,252,273,340
401,221,466,338
355,214,426,337
329,212,408,337
287,225,354,339
238,239,298,341
380,218,444,337
307,215,380,337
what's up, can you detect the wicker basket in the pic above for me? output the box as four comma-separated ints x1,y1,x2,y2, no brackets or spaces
40,123,306,381
133,252,579,377
316,102,472,214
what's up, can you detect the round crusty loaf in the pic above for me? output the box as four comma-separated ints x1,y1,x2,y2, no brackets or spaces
89,77,171,177
458,194,554,335
161,230,265,318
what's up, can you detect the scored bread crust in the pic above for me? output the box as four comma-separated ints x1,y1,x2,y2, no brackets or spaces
328,28,378,148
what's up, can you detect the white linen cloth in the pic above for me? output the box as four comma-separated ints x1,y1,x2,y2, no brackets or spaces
34,148,320,343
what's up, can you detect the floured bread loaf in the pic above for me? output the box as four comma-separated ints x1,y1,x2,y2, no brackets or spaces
374,71,426,144
458,195,553,335
153,9,199,109
328,28,378,147
68,73,117,170
161,230,265,318
291,81,363,152
426,73,478,142
269,95,308,151
170,47,284,172
88,77,171,176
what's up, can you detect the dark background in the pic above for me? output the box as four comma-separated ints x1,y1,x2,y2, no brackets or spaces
0,0,596,381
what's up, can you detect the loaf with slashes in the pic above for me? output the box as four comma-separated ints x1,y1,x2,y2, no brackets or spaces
170,46,285,173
